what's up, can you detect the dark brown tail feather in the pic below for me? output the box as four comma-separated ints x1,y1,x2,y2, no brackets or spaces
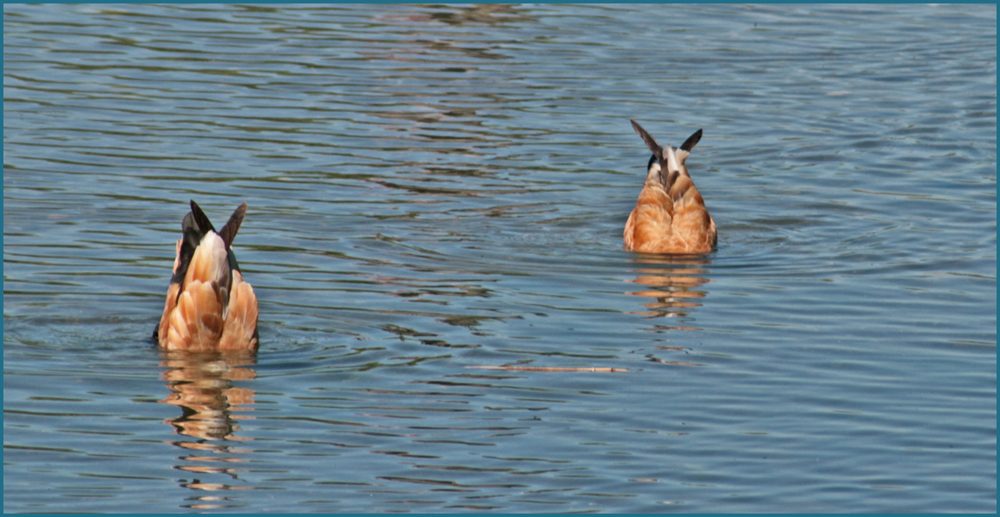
189,200,216,235
680,129,703,152
217,202,247,250
630,120,663,161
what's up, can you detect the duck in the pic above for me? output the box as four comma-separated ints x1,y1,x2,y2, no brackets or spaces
623,120,717,254
156,200,259,352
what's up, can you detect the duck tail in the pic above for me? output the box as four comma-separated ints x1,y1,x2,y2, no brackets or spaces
675,129,702,177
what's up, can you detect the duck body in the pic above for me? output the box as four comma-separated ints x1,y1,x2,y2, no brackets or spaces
157,201,258,352
624,120,716,254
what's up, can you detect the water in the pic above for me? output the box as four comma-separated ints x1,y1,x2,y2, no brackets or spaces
4,3,995,513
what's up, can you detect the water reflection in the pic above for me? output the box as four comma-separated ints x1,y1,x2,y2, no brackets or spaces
159,351,257,502
376,4,533,27
625,254,711,326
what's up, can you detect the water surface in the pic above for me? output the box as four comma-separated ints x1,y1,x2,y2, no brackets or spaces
4,3,996,513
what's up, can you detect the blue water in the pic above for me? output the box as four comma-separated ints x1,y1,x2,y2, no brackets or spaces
4,3,995,513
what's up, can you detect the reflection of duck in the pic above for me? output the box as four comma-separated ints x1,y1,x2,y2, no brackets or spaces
160,351,257,441
156,201,258,352
375,4,531,27
160,350,257,499
626,255,711,322
624,120,717,254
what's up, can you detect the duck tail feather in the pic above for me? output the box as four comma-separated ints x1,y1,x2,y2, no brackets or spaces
218,202,247,249
189,200,216,235
680,129,703,152
630,119,663,160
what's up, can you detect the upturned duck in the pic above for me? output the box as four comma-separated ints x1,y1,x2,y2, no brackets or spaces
156,200,258,352
623,120,716,254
